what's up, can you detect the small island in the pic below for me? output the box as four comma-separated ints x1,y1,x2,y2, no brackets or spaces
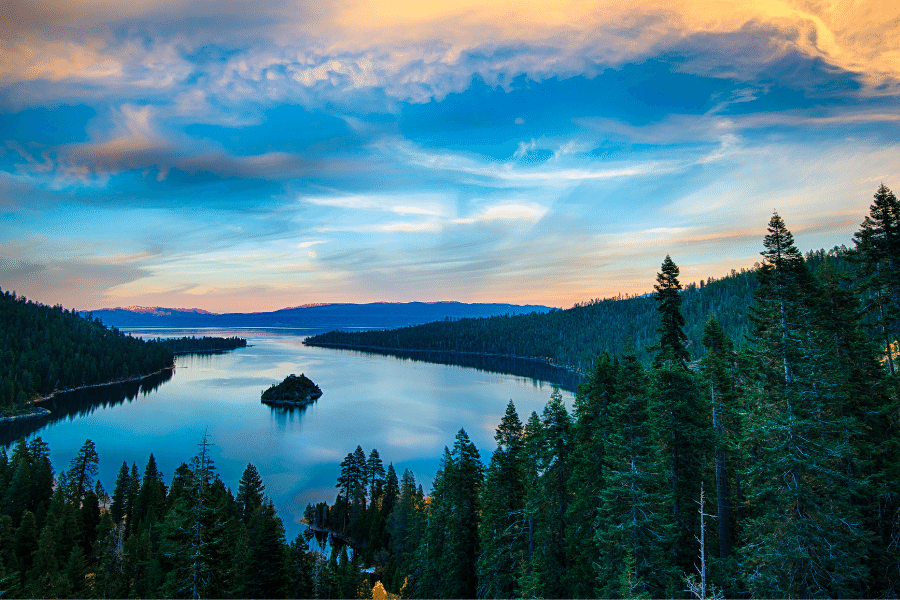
260,373,323,406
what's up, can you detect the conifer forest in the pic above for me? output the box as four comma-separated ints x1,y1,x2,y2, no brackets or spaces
1,184,899,598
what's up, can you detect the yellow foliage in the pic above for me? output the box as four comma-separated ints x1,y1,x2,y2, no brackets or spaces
881,340,900,365
372,580,401,600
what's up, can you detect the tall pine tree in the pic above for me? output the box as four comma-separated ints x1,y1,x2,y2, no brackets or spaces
739,212,869,597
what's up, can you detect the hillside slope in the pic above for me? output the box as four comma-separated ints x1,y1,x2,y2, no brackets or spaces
0,289,174,414
305,269,757,370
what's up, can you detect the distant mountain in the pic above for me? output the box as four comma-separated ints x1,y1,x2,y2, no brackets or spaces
83,302,553,329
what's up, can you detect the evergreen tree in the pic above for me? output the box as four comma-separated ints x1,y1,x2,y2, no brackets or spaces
110,461,130,526
160,433,230,599
649,254,711,582
383,463,399,516
13,511,38,590
64,439,99,508
653,255,691,368
387,468,423,579
27,521,65,597
236,463,266,524
477,400,526,599
739,213,870,597
517,410,543,598
239,500,290,598
62,544,91,599
700,318,737,561
594,354,674,597
367,448,386,501
125,462,140,537
520,389,573,598
852,184,900,374
287,533,316,598
442,429,483,599
27,437,54,527
132,453,167,533
565,355,615,597
415,448,452,598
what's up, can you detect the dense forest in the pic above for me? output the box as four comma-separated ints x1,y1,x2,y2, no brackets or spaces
0,293,174,415
305,250,853,372
152,336,247,354
0,435,356,599
303,186,900,598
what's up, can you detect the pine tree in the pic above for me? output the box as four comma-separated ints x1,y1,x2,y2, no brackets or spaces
367,448,386,501
477,400,526,599
700,318,736,561
239,500,290,598
387,468,423,582
415,448,451,598
739,213,870,597
442,429,483,598
110,461,130,526
287,533,316,598
517,411,543,598
64,439,99,508
520,389,573,598
27,522,65,597
160,432,230,599
236,463,266,524
566,355,615,597
595,354,674,597
132,453,167,533
649,255,711,582
125,462,141,537
853,184,900,374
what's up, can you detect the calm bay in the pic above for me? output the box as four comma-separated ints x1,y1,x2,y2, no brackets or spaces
1,327,576,541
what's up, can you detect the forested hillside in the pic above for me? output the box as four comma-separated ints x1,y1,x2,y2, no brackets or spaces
152,336,247,354
299,186,900,599
306,249,851,370
0,291,174,415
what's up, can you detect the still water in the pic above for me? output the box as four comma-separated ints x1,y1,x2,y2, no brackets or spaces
1,328,576,541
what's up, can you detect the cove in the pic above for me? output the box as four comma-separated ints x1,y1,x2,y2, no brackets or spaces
0,327,577,541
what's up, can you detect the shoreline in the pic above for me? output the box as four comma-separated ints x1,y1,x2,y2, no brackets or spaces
1,365,175,424
172,345,250,355
302,341,585,377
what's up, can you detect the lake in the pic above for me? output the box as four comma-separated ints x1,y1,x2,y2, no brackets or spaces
1,327,577,542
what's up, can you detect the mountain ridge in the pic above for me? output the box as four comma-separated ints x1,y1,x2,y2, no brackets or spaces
82,301,554,329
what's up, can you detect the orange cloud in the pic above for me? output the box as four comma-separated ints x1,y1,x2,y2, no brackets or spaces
1,0,896,93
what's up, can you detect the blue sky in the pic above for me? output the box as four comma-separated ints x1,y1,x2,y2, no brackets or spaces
1,0,898,312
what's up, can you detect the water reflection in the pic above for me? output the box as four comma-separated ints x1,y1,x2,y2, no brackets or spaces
316,346,584,392
0,369,174,446
269,401,315,429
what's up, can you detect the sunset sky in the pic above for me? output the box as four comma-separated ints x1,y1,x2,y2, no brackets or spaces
1,0,898,312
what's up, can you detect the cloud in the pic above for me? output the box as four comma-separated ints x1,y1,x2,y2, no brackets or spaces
2,0,897,114
301,192,449,216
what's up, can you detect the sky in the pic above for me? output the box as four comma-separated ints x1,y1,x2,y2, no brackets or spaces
1,0,898,313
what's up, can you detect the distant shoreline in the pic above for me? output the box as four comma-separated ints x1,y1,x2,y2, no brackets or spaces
171,345,252,355
303,341,585,377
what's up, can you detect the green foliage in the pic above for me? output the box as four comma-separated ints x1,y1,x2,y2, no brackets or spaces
306,265,761,370
0,290,174,413
477,401,526,599
151,336,247,353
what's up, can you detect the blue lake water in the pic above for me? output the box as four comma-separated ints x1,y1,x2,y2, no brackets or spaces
1,327,576,541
